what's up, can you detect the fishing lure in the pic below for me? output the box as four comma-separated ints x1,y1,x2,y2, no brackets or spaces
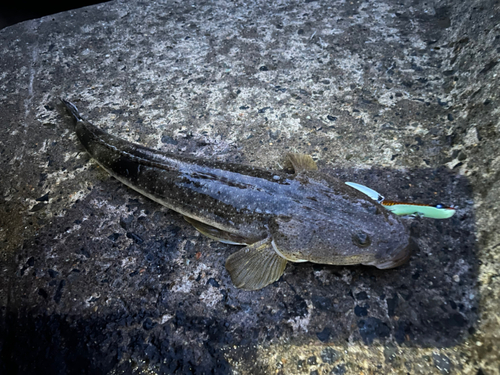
345,182,456,219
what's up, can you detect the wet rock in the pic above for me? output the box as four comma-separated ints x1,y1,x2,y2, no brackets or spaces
332,364,347,375
387,293,399,317
316,327,332,342
355,291,368,300
53,280,65,304
358,317,391,344
119,215,134,230
433,353,452,374
126,232,144,244
354,304,369,317
107,233,121,242
320,347,339,364
161,135,178,145
35,193,49,202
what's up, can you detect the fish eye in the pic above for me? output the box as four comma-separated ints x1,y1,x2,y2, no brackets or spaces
352,232,371,247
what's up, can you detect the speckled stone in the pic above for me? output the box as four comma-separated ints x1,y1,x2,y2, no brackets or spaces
0,0,499,374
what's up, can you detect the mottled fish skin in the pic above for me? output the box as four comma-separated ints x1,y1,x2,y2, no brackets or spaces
62,99,410,290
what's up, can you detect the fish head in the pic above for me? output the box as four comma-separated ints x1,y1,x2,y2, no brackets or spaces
270,172,411,269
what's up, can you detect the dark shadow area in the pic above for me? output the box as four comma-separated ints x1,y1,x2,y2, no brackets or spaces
0,164,477,373
0,1,110,30
0,310,232,375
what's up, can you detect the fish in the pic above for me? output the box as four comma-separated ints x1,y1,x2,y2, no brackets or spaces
345,182,456,219
61,99,410,290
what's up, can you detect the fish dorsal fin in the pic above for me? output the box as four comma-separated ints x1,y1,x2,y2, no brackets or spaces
286,153,318,172
225,237,288,290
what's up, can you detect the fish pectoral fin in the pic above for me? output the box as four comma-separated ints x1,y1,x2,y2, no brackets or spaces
285,153,318,172
225,237,288,290
183,216,249,245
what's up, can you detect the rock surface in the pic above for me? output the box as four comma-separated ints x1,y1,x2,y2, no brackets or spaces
0,0,498,374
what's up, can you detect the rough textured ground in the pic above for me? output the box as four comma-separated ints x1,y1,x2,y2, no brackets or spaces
0,0,499,374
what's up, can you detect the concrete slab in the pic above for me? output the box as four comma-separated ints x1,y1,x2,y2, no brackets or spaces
0,0,499,373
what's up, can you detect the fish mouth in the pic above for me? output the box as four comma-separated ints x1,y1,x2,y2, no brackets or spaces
373,243,411,269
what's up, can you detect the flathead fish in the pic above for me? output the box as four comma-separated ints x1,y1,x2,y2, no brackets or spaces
62,99,410,290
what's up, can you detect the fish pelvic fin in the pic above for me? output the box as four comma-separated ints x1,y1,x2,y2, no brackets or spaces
183,216,251,245
225,237,288,290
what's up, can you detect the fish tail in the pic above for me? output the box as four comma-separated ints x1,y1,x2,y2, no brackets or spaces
60,98,83,121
